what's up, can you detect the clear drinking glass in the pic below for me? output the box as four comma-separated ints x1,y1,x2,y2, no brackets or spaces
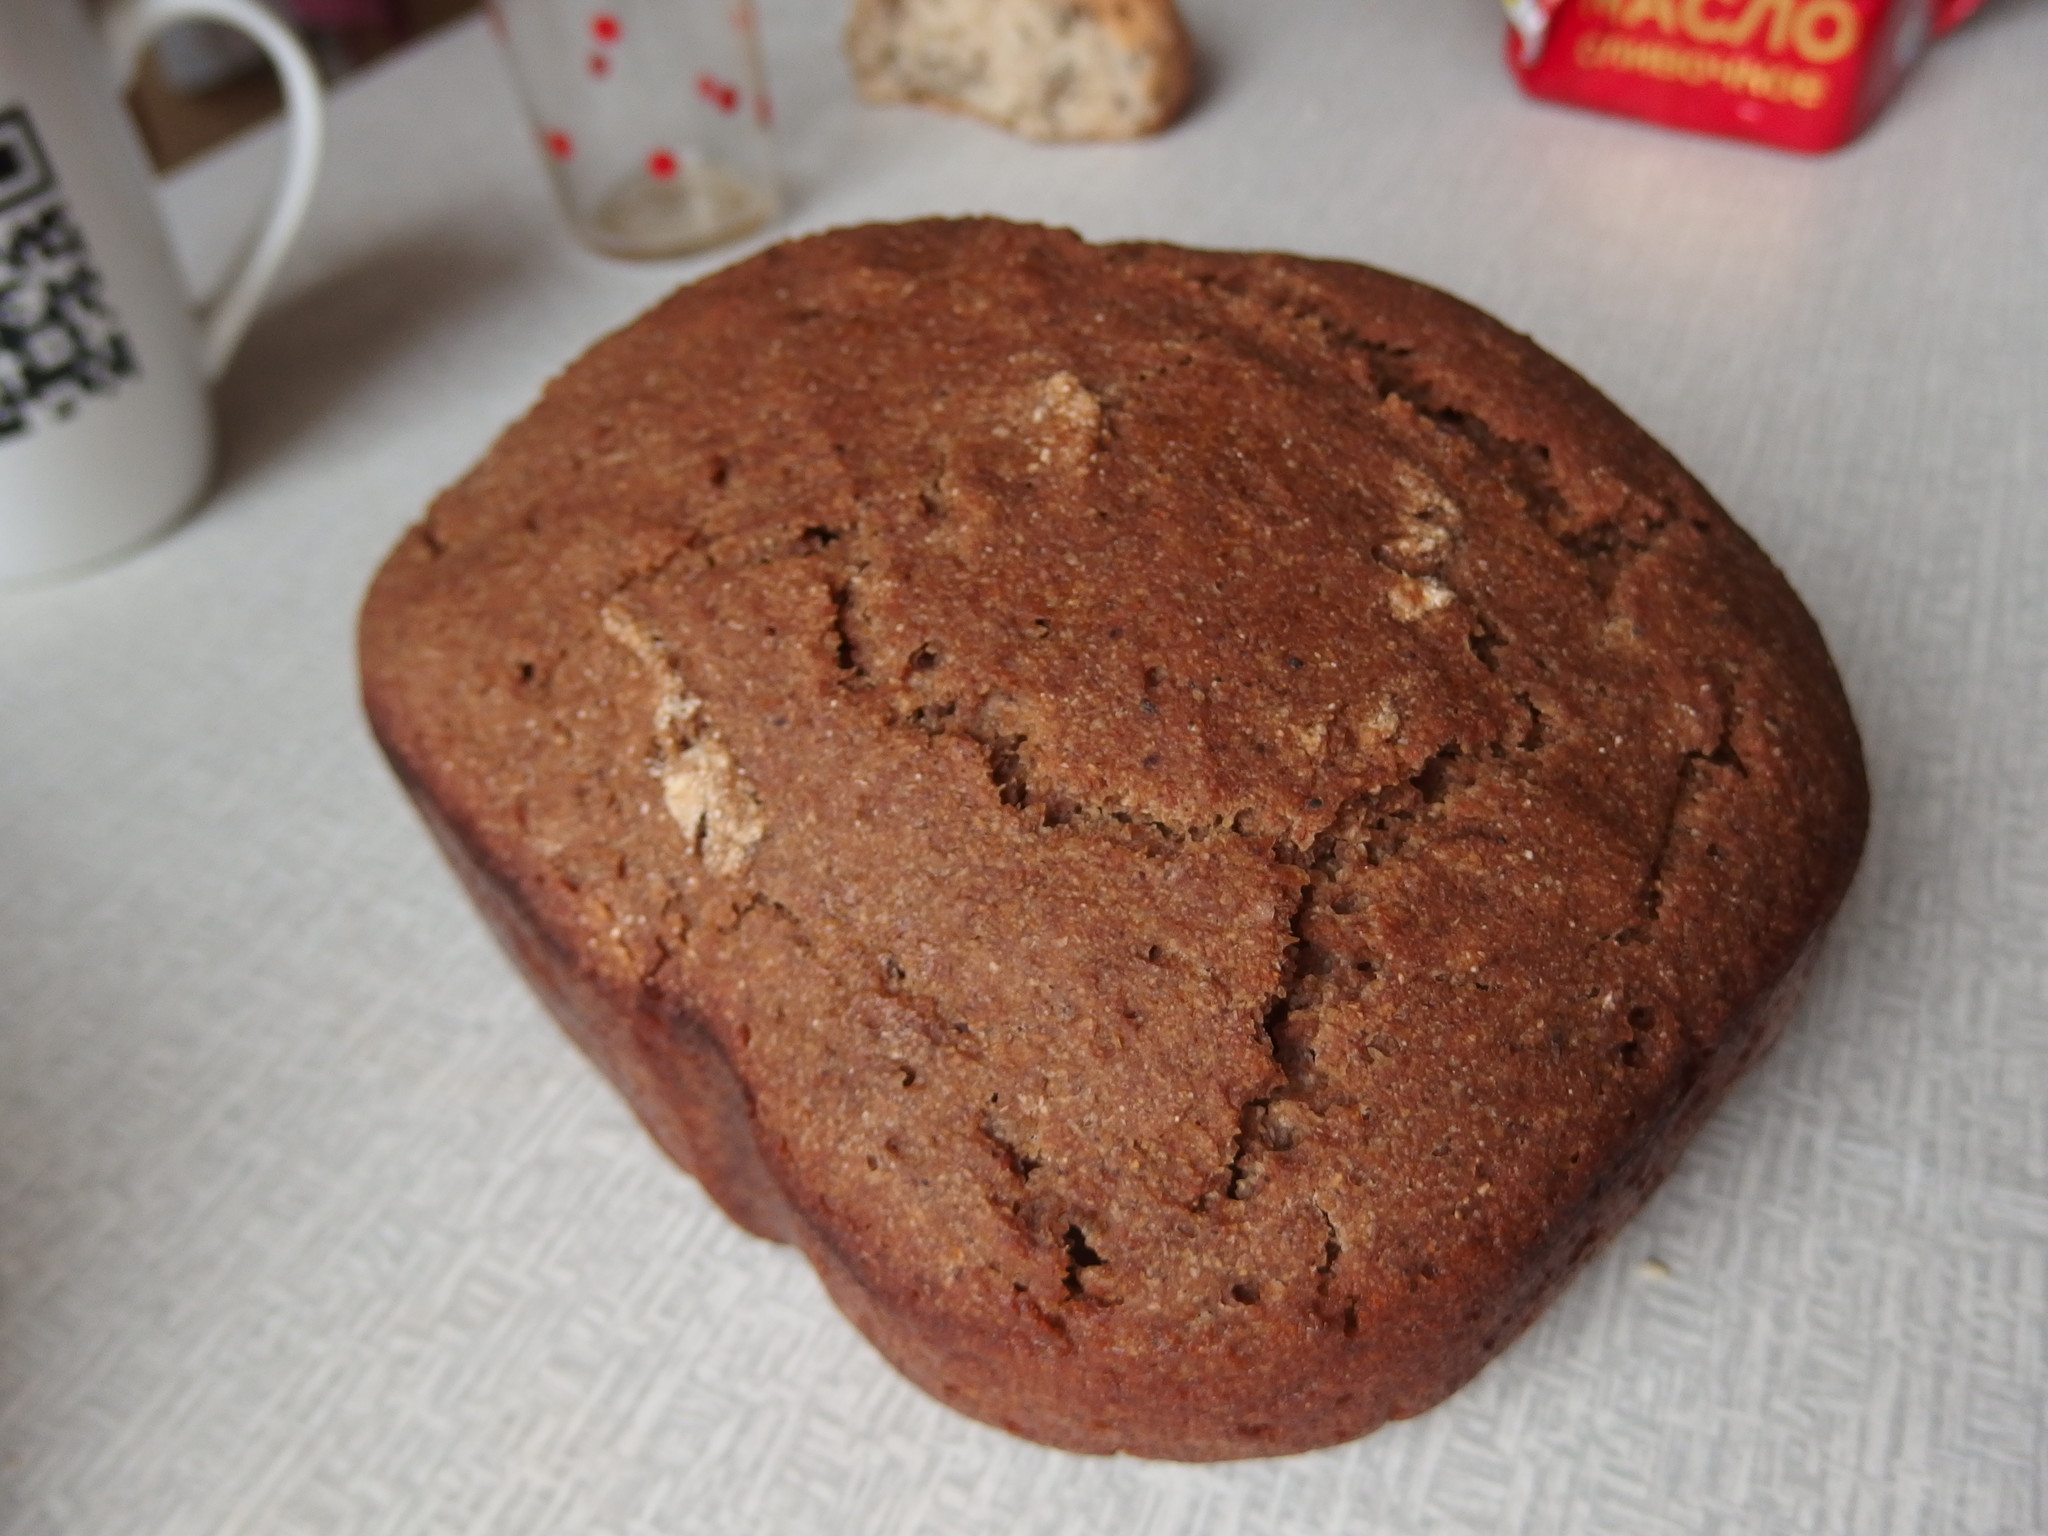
488,0,777,259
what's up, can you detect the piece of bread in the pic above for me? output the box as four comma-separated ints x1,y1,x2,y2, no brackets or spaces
359,220,1868,1461
844,0,1194,140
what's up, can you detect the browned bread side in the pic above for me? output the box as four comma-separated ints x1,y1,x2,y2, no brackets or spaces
359,220,1868,1460
844,0,1195,140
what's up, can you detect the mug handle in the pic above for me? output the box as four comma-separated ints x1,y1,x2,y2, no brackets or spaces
103,0,325,381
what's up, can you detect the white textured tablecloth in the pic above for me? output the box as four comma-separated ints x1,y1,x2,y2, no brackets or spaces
3,2,2044,1531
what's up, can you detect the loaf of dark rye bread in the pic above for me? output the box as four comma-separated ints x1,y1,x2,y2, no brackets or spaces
358,220,1868,1460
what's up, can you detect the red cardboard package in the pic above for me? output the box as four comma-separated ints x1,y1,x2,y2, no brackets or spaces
1504,0,1984,151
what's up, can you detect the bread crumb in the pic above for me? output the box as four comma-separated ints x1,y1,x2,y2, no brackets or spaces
602,604,766,874
660,737,765,876
1361,699,1400,741
1380,523,1453,573
1025,370,1102,470
844,0,1193,142
1388,575,1454,622
1638,1256,1672,1281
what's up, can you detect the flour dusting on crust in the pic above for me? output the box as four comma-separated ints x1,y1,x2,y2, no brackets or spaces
602,604,765,875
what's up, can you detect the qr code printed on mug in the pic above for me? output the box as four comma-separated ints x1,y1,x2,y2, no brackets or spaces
0,105,138,441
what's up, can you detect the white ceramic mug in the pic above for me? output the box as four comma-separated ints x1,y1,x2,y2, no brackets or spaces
0,0,323,584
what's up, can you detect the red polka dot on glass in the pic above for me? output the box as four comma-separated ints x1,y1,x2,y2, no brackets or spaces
590,11,620,43
696,72,740,114
544,129,573,159
646,148,678,179
587,51,609,77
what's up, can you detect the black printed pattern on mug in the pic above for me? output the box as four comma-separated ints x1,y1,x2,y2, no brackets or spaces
0,105,138,441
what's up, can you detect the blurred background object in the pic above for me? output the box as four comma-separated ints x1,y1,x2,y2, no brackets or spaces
1502,0,1990,152
843,0,1195,141
491,0,777,257
121,0,477,168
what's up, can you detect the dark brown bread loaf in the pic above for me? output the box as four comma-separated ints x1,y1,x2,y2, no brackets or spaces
359,219,1868,1460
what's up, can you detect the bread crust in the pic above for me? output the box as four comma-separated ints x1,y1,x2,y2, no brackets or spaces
844,0,1195,140
359,220,1869,1460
